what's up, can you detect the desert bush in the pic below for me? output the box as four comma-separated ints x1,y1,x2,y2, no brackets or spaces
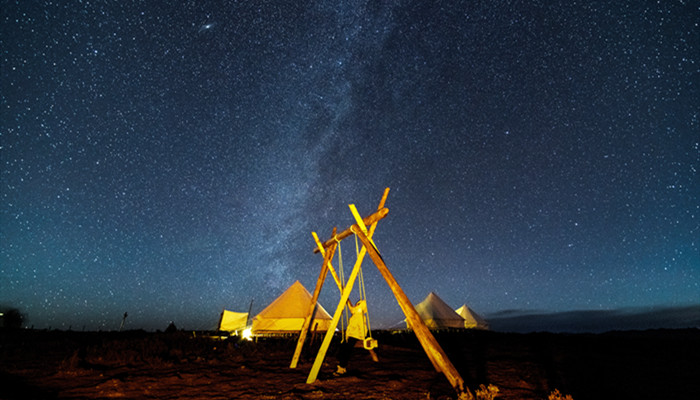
548,389,574,400
82,332,251,367
475,384,499,400
0,307,26,328
58,349,81,373
80,333,182,367
54,332,303,372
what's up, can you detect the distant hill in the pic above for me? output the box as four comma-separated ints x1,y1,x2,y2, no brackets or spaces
486,305,700,333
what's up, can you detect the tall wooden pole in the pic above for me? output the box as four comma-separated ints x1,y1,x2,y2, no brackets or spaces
289,240,336,368
246,299,254,327
352,224,468,398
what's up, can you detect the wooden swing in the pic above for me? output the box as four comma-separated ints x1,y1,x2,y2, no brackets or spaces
289,188,471,400
336,231,377,351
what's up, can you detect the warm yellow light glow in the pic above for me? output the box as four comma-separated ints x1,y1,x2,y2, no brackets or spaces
242,327,253,341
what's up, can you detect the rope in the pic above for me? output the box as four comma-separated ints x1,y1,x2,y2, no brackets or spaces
355,233,372,339
335,236,349,342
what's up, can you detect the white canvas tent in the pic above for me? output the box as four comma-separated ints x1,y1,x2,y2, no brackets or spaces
251,280,333,334
409,292,465,330
455,304,490,330
218,309,249,332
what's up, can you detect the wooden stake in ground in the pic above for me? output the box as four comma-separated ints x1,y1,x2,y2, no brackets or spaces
119,312,128,332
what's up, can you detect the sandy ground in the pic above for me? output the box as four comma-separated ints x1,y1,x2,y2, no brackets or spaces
1,329,699,400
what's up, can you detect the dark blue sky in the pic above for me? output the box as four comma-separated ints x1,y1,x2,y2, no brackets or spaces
2,1,698,331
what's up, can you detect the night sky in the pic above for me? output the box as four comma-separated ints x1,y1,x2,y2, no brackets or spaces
2,1,698,332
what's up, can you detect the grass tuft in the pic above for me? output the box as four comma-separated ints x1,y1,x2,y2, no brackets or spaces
548,389,574,400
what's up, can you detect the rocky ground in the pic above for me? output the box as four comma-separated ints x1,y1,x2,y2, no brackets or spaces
1,328,698,399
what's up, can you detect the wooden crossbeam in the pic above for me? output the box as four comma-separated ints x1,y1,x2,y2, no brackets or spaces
312,207,388,253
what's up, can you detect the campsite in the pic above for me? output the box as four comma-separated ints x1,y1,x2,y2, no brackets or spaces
2,327,699,400
3,190,699,399
2,281,699,400
3,260,699,399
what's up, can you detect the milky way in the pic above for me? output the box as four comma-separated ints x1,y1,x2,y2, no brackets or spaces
2,1,698,331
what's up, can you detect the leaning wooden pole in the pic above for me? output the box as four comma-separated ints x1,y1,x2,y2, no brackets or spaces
305,245,368,384
350,213,469,399
312,231,345,293
291,227,357,369
289,240,336,368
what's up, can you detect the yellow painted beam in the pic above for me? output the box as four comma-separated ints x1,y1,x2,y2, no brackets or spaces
353,226,468,398
289,241,336,369
312,231,343,291
306,243,368,383
312,207,389,253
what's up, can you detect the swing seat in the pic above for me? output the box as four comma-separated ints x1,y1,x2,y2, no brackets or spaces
363,337,378,350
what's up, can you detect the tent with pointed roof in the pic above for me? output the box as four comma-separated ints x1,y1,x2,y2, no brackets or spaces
455,304,490,330
251,280,333,334
409,292,465,330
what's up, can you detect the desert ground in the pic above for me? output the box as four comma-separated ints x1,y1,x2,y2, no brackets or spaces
1,328,698,400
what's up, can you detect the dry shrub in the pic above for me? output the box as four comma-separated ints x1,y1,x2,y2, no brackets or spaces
57,349,82,375
78,332,226,368
85,335,170,367
475,384,499,400
548,389,574,400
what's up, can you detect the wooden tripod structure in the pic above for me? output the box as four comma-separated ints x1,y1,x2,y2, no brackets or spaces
289,188,470,399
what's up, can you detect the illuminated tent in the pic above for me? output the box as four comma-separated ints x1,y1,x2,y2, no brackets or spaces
218,309,249,332
455,304,490,330
251,280,332,334
409,292,465,330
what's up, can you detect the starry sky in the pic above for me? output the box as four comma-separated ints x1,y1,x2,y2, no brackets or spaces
2,1,698,332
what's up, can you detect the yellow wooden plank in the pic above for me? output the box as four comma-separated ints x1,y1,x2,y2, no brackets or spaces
312,207,389,253
312,231,343,291
305,245,367,383
353,227,468,397
289,242,335,368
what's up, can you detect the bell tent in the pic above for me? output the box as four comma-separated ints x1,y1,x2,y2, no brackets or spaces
409,292,465,330
455,304,490,330
252,280,332,335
